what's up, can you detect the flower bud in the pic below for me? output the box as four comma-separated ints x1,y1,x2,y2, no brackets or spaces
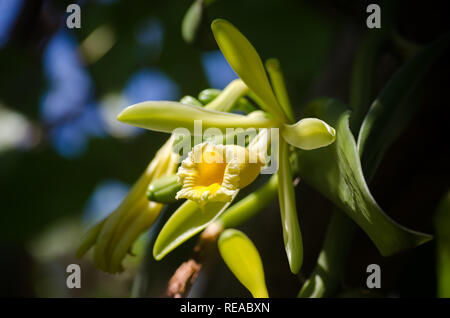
147,175,182,203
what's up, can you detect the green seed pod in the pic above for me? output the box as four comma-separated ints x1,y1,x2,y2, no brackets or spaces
147,175,182,203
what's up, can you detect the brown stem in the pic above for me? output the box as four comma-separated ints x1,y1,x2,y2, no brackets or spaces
166,222,223,298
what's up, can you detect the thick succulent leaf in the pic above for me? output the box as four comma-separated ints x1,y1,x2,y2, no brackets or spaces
153,197,235,260
282,118,336,150
117,101,276,134
358,33,450,173
211,19,288,122
299,33,448,298
278,138,303,274
218,229,269,298
296,98,431,256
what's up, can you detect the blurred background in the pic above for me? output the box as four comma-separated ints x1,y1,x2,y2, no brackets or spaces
0,0,449,297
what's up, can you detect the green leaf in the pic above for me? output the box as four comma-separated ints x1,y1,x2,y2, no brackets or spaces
211,19,288,122
434,191,450,298
153,197,236,260
278,138,303,274
296,98,431,256
282,118,336,150
299,32,447,298
349,29,387,132
218,229,269,298
297,211,354,297
117,101,276,134
358,33,450,173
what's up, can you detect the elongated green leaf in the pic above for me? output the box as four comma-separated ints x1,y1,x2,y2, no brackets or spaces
297,211,354,297
153,197,236,260
434,191,450,298
296,98,431,256
299,30,387,297
117,101,276,134
349,29,387,132
282,118,336,150
218,229,268,298
299,22,445,298
358,33,450,173
278,138,303,274
299,32,447,298
211,19,288,122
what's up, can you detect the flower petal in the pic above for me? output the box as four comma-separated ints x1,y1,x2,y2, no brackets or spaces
211,19,288,122
265,58,295,123
153,198,236,260
282,118,336,150
176,143,264,205
117,101,276,134
80,137,178,273
278,138,303,274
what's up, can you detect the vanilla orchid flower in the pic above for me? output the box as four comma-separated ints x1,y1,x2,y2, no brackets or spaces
116,19,336,274
77,78,252,273
77,18,336,275
175,133,267,205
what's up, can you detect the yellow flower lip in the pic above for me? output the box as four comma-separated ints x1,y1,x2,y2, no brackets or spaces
176,142,265,205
